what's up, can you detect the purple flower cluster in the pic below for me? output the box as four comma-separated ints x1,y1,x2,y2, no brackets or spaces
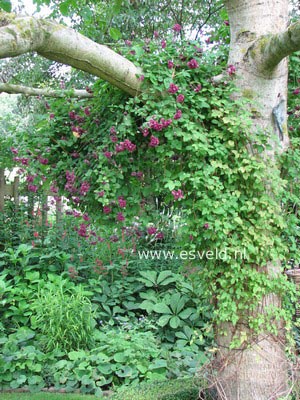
227,64,236,75
194,84,202,92
28,184,38,193
64,170,90,201
10,147,18,155
187,59,199,69
38,156,49,165
147,226,164,240
168,83,179,94
131,171,143,179
171,189,184,200
72,126,85,137
141,127,150,137
118,196,127,208
104,151,113,159
172,24,182,32
77,223,89,238
147,226,157,235
149,135,160,147
176,94,185,103
13,157,29,166
80,181,90,196
115,139,136,153
69,109,87,137
103,205,112,214
174,109,182,120
117,212,125,222
167,60,174,69
149,117,172,131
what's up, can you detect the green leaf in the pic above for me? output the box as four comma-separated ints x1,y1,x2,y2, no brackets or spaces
157,270,175,285
28,375,43,385
112,0,122,14
116,366,133,377
169,293,186,314
10,380,20,389
139,271,157,286
16,375,27,385
157,314,171,327
0,0,12,12
68,350,86,360
148,359,168,370
178,307,195,319
97,364,112,375
109,27,122,40
114,352,126,362
139,300,155,312
170,316,181,329
153,302,172,314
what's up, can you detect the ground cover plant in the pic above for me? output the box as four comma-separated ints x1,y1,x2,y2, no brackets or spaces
0,196,212,396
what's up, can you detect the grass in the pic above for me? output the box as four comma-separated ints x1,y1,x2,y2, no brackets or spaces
0,393,97,400
0,378,203,400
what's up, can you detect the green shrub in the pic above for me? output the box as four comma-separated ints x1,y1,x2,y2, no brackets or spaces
112,378,201,400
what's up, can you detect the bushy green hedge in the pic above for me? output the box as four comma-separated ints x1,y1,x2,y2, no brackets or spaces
112,378,201,400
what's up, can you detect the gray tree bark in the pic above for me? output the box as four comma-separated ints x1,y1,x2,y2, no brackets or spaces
212,1,296,398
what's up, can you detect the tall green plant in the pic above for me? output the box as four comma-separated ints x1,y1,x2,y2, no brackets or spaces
31,276,96,352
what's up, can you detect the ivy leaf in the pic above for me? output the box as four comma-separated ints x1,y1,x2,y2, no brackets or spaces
59,0,71,16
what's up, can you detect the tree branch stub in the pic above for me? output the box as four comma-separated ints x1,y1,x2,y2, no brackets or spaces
249,21,300,73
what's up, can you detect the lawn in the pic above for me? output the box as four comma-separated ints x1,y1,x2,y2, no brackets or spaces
0,393,98,400
0,378,201,400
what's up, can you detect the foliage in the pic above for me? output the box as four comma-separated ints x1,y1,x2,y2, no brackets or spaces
112,377,201,400
0,0,11,12
9,31,295,341
281,51,300,264
0,201,211,393
31,276,96,352
0,327,48,392
31,0,224,43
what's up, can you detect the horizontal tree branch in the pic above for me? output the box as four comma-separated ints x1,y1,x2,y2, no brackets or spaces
249,20,300,71
0,83,93,98
0,13,142,96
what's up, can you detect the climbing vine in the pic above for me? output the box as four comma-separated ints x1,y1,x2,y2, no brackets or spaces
11,30,295,343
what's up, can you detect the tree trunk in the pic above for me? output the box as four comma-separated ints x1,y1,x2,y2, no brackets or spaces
212,1,291,398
